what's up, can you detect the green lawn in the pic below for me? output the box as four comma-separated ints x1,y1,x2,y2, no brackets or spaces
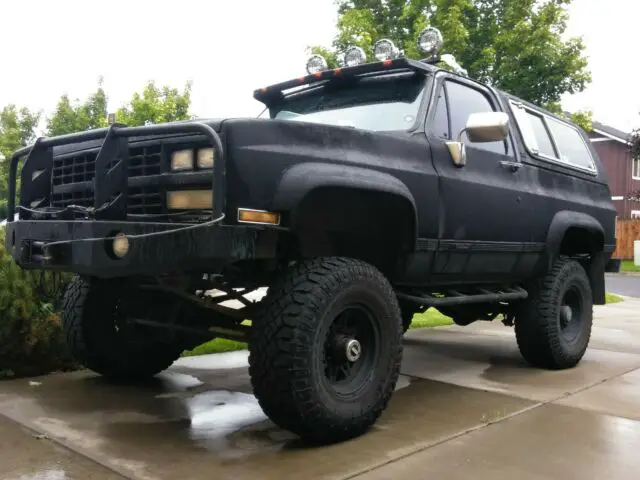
182,292,624,357
605,292,624,304
621,260,640,273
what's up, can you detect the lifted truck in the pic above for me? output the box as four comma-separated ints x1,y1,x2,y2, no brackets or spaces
3,29,616,445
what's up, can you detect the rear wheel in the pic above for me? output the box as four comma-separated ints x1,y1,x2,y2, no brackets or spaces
515,258,593,370
249,257,403,444
61,276,186,382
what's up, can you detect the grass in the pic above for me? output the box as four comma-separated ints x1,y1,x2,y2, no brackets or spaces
605,292,624,304
181,292,624,357
182,308,454,357
621,260,640,273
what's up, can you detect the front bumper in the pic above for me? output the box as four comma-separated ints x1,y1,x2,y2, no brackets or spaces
4,220,278,278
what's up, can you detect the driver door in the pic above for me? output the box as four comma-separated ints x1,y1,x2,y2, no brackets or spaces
426,74,537,284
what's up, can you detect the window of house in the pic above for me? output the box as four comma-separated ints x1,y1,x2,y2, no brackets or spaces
631,210,640,219
633,156,640,180
444,80,508,155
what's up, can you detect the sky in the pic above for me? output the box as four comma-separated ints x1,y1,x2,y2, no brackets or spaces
0,0,637,134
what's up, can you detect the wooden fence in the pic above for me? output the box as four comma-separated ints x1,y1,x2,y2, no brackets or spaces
614,219,640,259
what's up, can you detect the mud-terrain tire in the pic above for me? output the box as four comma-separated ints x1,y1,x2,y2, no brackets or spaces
61,276,184,382
515,258,593,370
249,257,403,444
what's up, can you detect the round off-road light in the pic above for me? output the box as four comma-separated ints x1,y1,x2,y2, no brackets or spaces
417,27,443,56
112,232,130,259
374,39,400,61
343,46,367,67
306,54,328,75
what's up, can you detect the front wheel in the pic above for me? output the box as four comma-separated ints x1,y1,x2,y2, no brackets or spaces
515,258,593,370
61,276,186,382
249,257,403,444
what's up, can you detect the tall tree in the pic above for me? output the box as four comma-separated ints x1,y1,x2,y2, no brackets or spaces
0,106,40,218
115,81,193,126
46,81,108,136
310,0,591,111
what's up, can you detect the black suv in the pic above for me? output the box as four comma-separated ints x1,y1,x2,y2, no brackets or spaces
3,29,616,445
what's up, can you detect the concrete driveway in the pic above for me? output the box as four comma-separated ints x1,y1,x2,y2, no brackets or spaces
1,299,640,480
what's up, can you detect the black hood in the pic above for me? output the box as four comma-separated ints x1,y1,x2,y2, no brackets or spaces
51,118,228,157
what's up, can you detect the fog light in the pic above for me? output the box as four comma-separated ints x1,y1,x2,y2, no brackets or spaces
306,54,328,75
374,39,400,61
417,27,443,56
238,208,280,225
167,190,213,210
112,233,130,258
343,46,367,67
197,148,215,169
171,149,194,171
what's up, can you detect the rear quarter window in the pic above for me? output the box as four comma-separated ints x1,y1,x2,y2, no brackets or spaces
509,99,597,174
545,117,596,171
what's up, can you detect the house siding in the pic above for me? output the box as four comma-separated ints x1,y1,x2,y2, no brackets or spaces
590,136,640,219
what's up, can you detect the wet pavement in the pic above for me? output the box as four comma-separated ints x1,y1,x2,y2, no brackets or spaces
1,298,639,480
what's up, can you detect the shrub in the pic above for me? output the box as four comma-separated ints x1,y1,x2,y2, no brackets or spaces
0,227,76,378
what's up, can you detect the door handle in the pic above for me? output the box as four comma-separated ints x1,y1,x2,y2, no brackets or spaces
499,160,522,172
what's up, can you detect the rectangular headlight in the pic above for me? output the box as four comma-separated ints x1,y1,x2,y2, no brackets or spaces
238,208,281,225
166,190,213,210
171,150,194,171
197,148,215,169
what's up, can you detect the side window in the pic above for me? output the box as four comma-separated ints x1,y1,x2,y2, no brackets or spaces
525,111,557,158
445,80,507,155
510,99,597,173
545,117,596,171
432,87,450,139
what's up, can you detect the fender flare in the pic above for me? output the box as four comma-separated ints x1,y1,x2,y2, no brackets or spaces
546,210,605,262
271,162,418,248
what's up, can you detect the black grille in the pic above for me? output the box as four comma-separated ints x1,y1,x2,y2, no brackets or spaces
51,145,163,215
52,153,96,186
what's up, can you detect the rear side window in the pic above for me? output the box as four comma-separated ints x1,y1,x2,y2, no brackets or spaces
526,112,556,158
546,117,596,171
509,100,597,173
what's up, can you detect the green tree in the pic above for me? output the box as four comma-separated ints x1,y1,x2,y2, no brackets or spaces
0,106,40,218
310,0,592,117
115,81,193,126
46,80,108,136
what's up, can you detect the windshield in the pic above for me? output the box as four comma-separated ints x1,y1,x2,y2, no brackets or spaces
267,73,427,132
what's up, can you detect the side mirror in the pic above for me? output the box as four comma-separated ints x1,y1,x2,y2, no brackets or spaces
465,112,509,143
446,112,509,167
